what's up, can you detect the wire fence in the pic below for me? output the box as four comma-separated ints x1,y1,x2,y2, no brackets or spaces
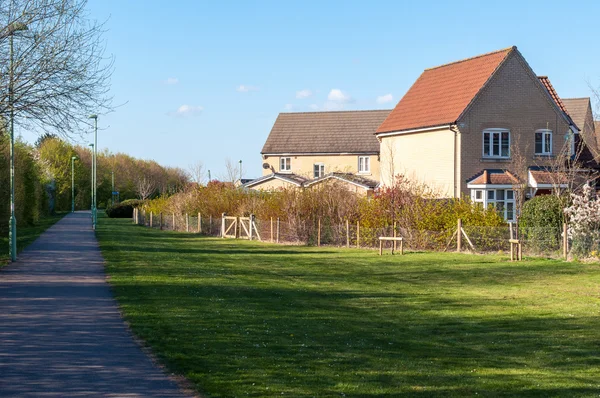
132,209,567,258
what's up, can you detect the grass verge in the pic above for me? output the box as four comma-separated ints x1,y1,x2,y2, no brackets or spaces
0,212,66,265
98,217,600,397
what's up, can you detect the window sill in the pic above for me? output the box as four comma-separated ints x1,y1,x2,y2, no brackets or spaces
533,154,555,159
358,172,372,176
279,170,292,174
480,157,512,163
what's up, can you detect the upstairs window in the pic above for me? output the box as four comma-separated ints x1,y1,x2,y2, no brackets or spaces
535,129,552,155
483,129,510,158
280,157,291,172
358,156,370,173
313,163,324,178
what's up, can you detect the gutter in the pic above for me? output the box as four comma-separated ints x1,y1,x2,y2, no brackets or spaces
450,124,460,198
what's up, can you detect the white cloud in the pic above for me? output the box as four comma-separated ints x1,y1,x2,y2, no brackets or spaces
173,104,203,117
376,93,393,104
237,85,259,92
327,89,353,103
296,89,313,99
164,77,179,85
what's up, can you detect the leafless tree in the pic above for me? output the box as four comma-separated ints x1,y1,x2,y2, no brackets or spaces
136,177,155,200
187,160,205,185
509,134,530,215
0,0,113,138
222,158,242,183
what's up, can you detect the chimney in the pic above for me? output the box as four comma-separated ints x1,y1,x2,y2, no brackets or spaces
483,170,489,184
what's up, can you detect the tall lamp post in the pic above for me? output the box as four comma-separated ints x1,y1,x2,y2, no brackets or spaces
7,22,28,262
89,114,98,230
71,156,78,212
88,144,94,213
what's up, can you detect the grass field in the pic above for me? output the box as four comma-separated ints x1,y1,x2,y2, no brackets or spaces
97,217,600,397
0,212,65,265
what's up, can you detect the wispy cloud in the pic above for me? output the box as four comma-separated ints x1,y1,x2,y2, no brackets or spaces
237,85,259,92
164,77,179,85
296,89,313,99
327,89,353,103
171,104,203,117
376,93,393,104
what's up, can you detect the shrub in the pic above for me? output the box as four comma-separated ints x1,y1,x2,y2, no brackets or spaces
106,199,144,218
519,194,565,252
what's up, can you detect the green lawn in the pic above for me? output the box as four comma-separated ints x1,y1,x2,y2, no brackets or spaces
0,212,66,265
97,217,600,397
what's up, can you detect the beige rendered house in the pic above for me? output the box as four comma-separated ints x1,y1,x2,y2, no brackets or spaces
375,46,589,221
257,110,390,188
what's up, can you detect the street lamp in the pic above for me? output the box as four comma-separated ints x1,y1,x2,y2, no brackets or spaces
88,143,94,214
89,114,98,230
71,156,78,212
7,22,28,262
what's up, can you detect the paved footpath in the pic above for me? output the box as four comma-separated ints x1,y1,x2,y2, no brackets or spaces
0,212,192,397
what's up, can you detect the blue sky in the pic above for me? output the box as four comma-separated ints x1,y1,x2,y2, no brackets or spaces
53,0,600,179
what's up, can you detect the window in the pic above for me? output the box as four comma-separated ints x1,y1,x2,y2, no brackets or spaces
471,188,516,221
313,163,325,178
566,132,576,157
358,156,370,173
280,157,291,172
483,129,510,158
535,129,552,155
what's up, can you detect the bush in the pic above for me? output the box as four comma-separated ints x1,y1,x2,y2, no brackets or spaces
519,194,565,252
106,199,144,218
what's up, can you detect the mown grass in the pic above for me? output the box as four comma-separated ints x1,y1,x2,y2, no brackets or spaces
97,216,600,397
0,212,66,265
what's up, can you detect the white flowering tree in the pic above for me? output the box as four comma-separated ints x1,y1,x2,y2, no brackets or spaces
564,183,600,255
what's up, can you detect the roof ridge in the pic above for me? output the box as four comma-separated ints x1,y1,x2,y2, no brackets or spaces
425,46,515,71
280,109,392,115
562,97,591,101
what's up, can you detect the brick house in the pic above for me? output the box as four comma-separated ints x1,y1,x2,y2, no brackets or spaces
375,46,591,221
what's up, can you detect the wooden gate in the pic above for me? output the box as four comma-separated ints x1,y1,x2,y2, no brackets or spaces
222,216,238,238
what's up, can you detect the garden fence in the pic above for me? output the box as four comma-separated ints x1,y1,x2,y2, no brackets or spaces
132,209,567,259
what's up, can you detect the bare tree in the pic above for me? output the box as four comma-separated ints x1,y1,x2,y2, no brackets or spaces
222,158,242,183
0,0,113,138
187,160,205,185
136,177,155,200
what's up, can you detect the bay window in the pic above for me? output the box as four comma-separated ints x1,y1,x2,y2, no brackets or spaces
471,188,516,221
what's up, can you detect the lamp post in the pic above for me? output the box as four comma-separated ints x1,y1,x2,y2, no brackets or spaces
239,160,242,182
88,144,94,213
89,114,98,230
71,156,78,212
111,170,114,206
7,22,28,262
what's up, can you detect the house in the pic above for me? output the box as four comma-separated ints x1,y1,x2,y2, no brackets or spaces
562,97,598,159
304,172,379,196
259,110,390,185
242,173,308,191
375,46,583,220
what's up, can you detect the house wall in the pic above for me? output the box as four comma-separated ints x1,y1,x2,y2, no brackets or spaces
581,103,598,157
261,154,380,181
458,51,572,195
248,178,300,191
379,128,458,197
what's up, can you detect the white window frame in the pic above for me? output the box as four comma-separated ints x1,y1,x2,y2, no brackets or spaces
482,128,511,159
313,163,325,178
280,157,291,173
358,156,371,174
535,129,552,155
471,188,516,221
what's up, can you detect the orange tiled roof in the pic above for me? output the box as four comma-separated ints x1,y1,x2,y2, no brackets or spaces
377,47,515,134
467,169,520,185
538,76,570,117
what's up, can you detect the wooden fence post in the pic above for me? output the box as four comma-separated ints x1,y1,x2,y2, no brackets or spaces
563,222,568,260
198,213,202,234
270,217,274,243
393,222,397,251
318,218,321,247
172,213,176,231
346,219,349,248
276,218,280,243
209,215,212,235
150,211,153,228
457,218,462,252
186,214,189,232
249,214,254,241
356,220,360,248
221,213,226,238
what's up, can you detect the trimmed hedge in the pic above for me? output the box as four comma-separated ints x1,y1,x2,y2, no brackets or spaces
106,199,144,218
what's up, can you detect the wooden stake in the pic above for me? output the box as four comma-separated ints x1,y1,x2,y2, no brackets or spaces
393,222,397,251
150,211,153,228
186,214,189,232
356,220,360,248
318,218,321,247
198,213,202,234
346,219,349,248
563,222,568,260
160,213,163,230
457,218,462,252
270,217,274,243
276,218,280,243
221,213,226,238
